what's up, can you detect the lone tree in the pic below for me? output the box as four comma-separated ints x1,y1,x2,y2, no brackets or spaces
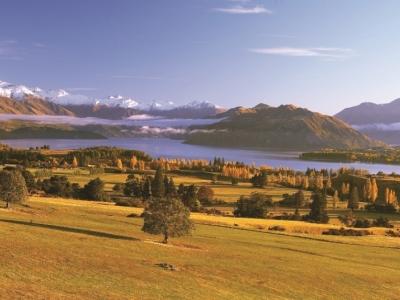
308,191,329,223
0,170,28,208
142,197,193,244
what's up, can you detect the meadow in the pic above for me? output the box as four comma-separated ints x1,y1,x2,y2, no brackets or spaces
0,196,399,299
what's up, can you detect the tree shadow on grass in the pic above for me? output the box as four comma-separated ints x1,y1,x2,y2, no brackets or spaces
0,218,139,241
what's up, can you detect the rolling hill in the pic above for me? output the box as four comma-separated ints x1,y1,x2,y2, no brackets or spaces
186,104,384,150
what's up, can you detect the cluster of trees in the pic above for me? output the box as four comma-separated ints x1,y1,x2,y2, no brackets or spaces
150,158,210,171
221,165,254,180
234,193,273,218
233,190,329,224
123,168,176,200
250,170,331,192
337,176,399,211
38,175,108,201
0,149,46,167
66,147,151,168
279,191,306,211
122,168,215,211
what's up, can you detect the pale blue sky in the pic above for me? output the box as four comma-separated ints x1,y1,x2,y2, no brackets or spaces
0,0,399,114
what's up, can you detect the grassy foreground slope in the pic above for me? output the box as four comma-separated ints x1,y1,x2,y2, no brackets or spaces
0,198,399,299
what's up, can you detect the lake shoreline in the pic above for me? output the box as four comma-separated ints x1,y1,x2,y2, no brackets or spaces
1,137,400,173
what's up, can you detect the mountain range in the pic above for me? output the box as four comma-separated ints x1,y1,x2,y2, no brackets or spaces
0,80,224,119
0,79,389,150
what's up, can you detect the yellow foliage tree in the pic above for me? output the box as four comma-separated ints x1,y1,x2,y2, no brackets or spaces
72,156,78,168
130,155,137,169
116,158,123,170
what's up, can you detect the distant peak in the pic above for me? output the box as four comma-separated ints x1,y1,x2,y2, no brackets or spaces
253,103,270,110
279,104,299,110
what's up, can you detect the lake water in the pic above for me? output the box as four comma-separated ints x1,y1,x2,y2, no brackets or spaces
1,137,400,174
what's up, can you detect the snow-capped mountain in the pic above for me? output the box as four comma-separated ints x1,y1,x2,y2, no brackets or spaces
0,80,39,99
0,80,225,118
182,100,224,110
93,96,176,111
0,80,91,106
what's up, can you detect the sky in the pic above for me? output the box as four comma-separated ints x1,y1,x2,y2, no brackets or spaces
0,0,400,114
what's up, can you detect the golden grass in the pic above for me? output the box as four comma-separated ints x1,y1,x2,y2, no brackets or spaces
0,197,399,299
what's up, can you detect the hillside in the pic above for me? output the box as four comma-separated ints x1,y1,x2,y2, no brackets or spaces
0,96,74,116
0,196,399,299
186,104,383,150
336,99,400,125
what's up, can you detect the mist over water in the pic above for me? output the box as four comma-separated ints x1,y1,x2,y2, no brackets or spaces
2,137,400,174
0,114,222,127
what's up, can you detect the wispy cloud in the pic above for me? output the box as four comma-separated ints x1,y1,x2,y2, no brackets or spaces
214,5,272,14
249,47,354,58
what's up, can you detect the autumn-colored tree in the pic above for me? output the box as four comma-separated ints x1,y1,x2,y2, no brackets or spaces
315,175,324,190
72,156,78,168
364,178,372,201
332,190,339,209
116,158,123,170
130,155,138,169
371,178,378,203
325,176,332,189
385,188,397,206
302,176,309,190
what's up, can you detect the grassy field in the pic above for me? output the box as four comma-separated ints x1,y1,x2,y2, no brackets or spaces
0,197,399,299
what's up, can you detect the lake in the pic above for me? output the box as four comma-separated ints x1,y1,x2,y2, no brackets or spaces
1,137,400,174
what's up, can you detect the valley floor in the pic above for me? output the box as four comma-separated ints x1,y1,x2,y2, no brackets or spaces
0,197,399,300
